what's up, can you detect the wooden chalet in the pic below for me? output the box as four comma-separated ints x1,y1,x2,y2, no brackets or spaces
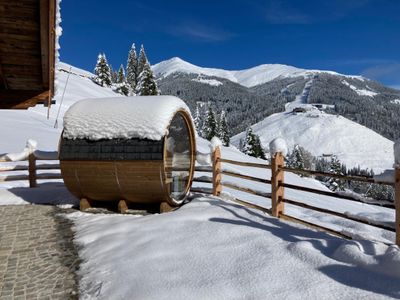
0,0,56,109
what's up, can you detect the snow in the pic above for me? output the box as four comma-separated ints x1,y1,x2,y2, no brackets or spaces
391,99,400,105
284,78,313,112
269,137,288,157
68,198,400,299
231,109,394,173
333,241,400,279
54,0,62,94
0,183,77,206
195,151,211,165
191,77,223,86
210,136,222,151
342,80,378,97
0,61,398,299
63,96,192,141
152,57,365,88
0,139,36,162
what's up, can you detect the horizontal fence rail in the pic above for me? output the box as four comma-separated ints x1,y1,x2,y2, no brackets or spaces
219,158,271,169
192,146,399,246
282,166,394,186
281,182,395,209
0,151,61,187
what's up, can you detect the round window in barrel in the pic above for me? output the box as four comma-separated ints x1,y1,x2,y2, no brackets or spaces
165,111,194,201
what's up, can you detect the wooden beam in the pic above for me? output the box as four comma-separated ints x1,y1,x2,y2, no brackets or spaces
219,158,271,169
0,90,49,109
0,64,8,89
40,0,50,89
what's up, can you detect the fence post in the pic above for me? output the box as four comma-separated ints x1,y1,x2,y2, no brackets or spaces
28,152,37,188
271,152,284,217
395,167,400,246
212,146,222,196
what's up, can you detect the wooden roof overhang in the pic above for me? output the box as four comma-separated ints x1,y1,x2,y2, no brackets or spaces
0,0,56,109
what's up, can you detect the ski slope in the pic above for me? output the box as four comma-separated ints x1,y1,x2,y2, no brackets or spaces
232,109,394,173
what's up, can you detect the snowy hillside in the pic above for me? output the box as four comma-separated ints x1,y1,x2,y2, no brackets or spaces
232,108,394,173
0,62,120,153
152,57,363,88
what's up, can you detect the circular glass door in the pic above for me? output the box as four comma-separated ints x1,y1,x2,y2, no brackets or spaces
165,112,193,201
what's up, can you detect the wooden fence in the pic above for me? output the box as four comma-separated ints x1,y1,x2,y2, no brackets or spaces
192,147,400,246
0,152,61,187
1,145,399,246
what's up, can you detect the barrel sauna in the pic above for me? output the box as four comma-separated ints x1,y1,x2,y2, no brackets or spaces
59,96,196,210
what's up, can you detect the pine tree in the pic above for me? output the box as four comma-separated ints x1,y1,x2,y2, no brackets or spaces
135,61,159,96
241,127,265,159
137,44,148,77
193,105,202,136
202,106,217,141
94,53,112,87
253,134,266,159
327,156,345,191
114,64,130,96
109,64,118,83
287,145,305,169
126,43,138,92
218,110,230,146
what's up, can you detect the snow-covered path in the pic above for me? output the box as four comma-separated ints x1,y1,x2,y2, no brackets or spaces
285,78,314,112
69,196,400,300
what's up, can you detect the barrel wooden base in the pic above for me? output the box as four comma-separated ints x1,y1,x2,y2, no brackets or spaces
80,198,92,211
61,160,167,204
160,202,175,213
118,199,128,214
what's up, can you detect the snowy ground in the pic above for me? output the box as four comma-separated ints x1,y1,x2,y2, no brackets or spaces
68,197,400,300
0,62,398,299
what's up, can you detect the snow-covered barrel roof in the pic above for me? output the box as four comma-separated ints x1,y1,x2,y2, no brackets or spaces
63,96,193,141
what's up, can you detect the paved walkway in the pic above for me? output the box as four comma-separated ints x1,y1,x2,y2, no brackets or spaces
0,205,80,299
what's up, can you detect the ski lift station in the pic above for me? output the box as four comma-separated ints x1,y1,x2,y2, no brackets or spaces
59,96,196,210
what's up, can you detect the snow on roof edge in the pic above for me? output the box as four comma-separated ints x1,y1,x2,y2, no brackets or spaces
62,96,194,141
54,0,62,94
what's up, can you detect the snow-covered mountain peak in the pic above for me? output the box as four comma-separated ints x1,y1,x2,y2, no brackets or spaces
152,57,364,88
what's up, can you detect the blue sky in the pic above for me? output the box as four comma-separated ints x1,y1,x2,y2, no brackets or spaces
60,0,400,88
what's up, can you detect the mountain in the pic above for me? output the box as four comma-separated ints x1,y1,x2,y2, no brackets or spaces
152,57,362,88
153,57,400,140
231,107,394,172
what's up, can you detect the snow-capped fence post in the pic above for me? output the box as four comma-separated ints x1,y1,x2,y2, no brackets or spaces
395,167,400,246
27,139,38,188
270,138,288,218
212,146,222,196
271,152,285,217
28,153,37,188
